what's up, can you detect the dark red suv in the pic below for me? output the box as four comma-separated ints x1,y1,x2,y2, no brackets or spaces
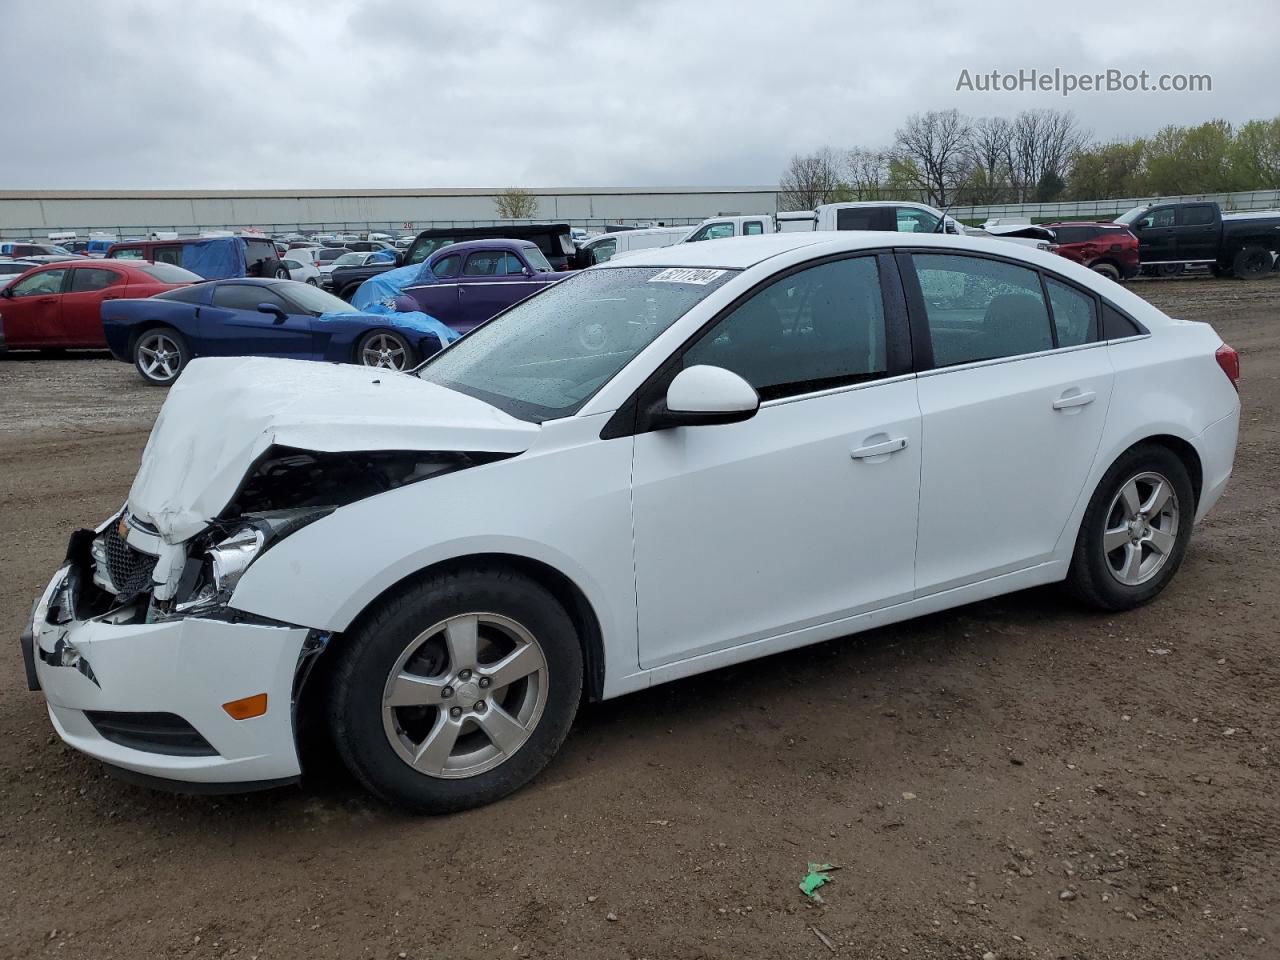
1043,222,1140,282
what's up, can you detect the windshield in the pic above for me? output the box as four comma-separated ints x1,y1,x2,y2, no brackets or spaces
418,266,737,422
277,281,356,315
407,237,458,264
1114,206,1149,226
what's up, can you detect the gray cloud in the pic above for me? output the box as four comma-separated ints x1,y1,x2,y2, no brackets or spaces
1,0,1276,189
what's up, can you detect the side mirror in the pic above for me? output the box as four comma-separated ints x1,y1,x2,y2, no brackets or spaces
0,286,12,299
522,266,535,277
257,302,287,323
395,252,406,267
649,365,760,429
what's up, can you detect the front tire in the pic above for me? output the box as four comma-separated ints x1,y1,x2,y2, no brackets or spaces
327,566,583,813
1066,444,1195,611
133,326,190,386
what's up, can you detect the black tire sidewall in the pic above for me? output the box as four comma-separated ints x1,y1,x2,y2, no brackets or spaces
1070,445,1196,610
1233,245,1269,280
1091,262,1120,282
357,329,416,371
328,568,583,813
132,326,189,386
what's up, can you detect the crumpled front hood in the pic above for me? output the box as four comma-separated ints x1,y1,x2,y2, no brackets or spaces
128,356,538,543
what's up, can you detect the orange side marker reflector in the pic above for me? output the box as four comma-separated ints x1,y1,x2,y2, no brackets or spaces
222,693,268,720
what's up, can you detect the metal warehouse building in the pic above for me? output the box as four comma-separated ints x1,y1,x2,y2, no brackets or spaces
0,187,782,238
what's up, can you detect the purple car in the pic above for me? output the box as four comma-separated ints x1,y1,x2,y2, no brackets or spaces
403,238,567,334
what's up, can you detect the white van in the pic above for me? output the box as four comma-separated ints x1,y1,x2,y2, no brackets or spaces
578,226,691,266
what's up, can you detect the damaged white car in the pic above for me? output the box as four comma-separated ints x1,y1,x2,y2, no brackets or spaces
23,233,1240,812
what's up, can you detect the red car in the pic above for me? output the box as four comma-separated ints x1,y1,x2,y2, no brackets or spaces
1043,222,1141,282
0,260,199,350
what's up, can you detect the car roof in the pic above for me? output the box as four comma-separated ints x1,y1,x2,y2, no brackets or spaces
598,230,1079,270
430,238,537,256
1043,221,1125,228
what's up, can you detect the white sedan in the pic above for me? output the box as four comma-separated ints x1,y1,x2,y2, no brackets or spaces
281,256,321,285
23,232,1240,812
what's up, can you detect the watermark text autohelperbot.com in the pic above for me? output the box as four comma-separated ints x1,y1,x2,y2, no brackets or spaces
956,68,1212,97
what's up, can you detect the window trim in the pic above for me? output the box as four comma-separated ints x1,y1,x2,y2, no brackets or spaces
896,246,1149,373
600,249,912,439
211,282,291,312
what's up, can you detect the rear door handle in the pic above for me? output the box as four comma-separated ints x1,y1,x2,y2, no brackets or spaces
851,436,908,459
1052,389,1096,411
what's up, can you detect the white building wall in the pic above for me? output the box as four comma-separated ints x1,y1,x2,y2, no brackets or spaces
0,187,781,236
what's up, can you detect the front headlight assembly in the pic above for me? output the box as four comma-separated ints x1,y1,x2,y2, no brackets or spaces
171,507,332,617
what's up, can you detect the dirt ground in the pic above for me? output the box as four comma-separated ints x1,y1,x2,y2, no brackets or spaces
2,277,1277,960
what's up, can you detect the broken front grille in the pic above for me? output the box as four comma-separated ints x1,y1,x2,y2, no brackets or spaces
101,525,158,598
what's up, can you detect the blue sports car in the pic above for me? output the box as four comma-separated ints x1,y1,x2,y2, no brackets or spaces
101,277,458,385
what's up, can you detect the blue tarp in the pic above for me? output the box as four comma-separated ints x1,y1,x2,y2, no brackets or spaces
334,260,457,355
315,310,459,352
180,237,247,280
349,262,433,313
370,248,397,262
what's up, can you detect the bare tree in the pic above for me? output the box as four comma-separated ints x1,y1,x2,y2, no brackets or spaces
778,148,843,209
494,188,539,219
965,115,1014,203
893,109,973,207
1009,109,1090,201
844,147,890,200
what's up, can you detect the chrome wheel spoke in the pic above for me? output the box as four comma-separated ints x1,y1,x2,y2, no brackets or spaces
1120,543,1144,583
385,671,449,707
412,714,463,774
1118,480,1142,520
1103,526,1131,553
444,614,479,671
1146,527,1175,556
476,703,528,755
1143,481,1172,517
484,642,544,691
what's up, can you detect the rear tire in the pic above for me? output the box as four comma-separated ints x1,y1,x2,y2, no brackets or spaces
357,329,416,371
1066,444,1195,611
132,326,190,386
1090,262,1121,282
327,566,583,813
1232,245,1272,280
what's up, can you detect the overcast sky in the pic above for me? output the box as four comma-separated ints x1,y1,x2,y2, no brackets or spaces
2,0,1276,189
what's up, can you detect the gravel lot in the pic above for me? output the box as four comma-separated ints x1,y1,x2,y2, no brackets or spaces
2,277,1278,959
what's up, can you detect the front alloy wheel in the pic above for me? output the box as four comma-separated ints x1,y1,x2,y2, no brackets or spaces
382,613,548,778
327,566,583,812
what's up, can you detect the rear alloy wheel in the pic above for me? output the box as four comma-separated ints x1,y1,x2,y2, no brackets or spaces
357,330,415,371
1232,244,1272,280
1090,262,1121,282
133,327,190,386
327,567,583,812
1066,444,1195,610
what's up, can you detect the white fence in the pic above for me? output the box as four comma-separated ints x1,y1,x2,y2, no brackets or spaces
949,189,1280,223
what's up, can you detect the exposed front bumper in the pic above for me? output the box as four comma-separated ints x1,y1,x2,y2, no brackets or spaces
30,566,312,786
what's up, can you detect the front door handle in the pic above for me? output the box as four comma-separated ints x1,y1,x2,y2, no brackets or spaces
851,436,908,460
1052,389,1096,411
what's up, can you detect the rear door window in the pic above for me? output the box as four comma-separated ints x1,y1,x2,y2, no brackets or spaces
1179,204,1216,226
1044,277,1098,347
835,207,893,231
69,268,124,293
742,220,765,236
153,246,183,266
911,254,1053,366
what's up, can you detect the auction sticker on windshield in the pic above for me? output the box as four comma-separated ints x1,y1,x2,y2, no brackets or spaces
648,268,727,285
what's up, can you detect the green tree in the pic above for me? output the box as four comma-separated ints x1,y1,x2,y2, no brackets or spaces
1066,140,1147,200
1229,117,1280,189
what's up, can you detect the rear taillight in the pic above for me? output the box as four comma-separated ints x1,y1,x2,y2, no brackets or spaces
1215,343,1241,390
